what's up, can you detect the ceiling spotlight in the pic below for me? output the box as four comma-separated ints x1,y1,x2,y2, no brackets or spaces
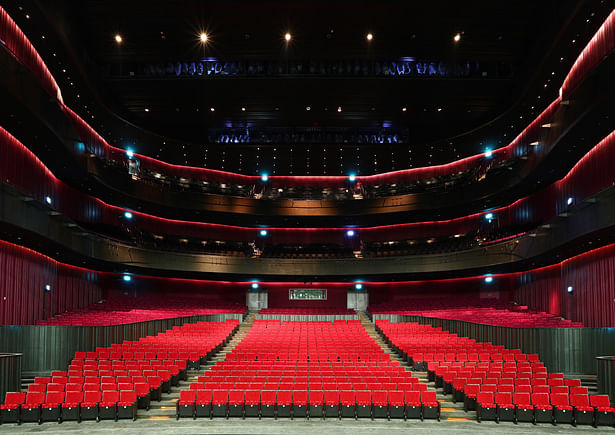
366,33,373,41
261,174,269,182
144,108,149,112
259,229,268,237
241,107,246,112
348,173,356,182
484,276,493,283
337,106,342,112
45,196,52,205
123,275,131,282
251,282,260,289
567,286,574,293
306,106,311,111
200,32,208,43
210,107,215,112
453,33,461,43
402,107,407,112
346,230,355,237
567,197,574,206
285,32,292,42
484,148,493,158
485,212,494,221
124,211,133,219
115,34,123,44
355,283,363,290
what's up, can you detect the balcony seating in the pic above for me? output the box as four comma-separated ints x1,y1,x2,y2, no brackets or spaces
370,298,584,328
377,320,600,426
36,296,246,326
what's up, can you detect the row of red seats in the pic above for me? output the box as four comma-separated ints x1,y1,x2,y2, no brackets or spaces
258,308,356,315
377,320,614,426
369,298,583,328
0,320,238,424
177,320,441,420
36,296,245,326
177,389,439,420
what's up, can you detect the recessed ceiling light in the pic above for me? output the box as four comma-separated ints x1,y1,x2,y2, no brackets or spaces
437,107,442,112
285,32,291,42
115,34,122,44
241,107,246,112
366,33,373,41
306,106,311,111
402,107,407,112
210,107,215,112
337,106,342,112
453,33,461,42
144,108,149,112
200,33,208,42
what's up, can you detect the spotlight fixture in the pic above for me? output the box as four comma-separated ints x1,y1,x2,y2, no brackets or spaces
241,107,246,112
126,149,134,158
366,33,373,41
306,106,311,111
337,106,342,112
346,230,355,237
567,286,574,293
484,276,493,283
251,282,260,289
484,149,493,158
45,196,52,205
114,34,123,44
285,32,291,42
354,283,363,290
200,32,208,43
453,33,461,43
567,197,574,206
210,107,215,112
45,284,52,292
348,174,356,182
123,275,132,282
259,229,268,237
402,107,407,112
261,174,269,182
485,212,494,221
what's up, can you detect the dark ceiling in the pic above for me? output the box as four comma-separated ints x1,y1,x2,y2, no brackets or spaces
13,0,607,174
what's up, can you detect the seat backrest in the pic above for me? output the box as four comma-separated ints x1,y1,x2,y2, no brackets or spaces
550,393,569,407
570,394,589,407
532,385,549,394
118,383,133,391
134,383,150,394
498,384,514,393
28,383,46,393
356,391,371,404
590,395,611,407
324,390,339,404
179,390,196,402
45,391,65,404
102,390,120,403
477,392,494,405
212,390,228,403
372,391,387,404
83,391,101,403
3,392,26,405
513,392,531,405
570,386,588,395
495,392,512,404
229,391,244,404
276,391,291,404
340,391,355,404
465,384,480,395
515,385,531,393
245,391,260,403
120,391,137,403
551,386,568,395
420,391,436,403
65,391,83,403
26,392,45,405
531,393,550,406
293,390,307,403
196,390,212,402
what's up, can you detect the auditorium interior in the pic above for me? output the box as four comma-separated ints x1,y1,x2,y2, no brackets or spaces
1,1,615,433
